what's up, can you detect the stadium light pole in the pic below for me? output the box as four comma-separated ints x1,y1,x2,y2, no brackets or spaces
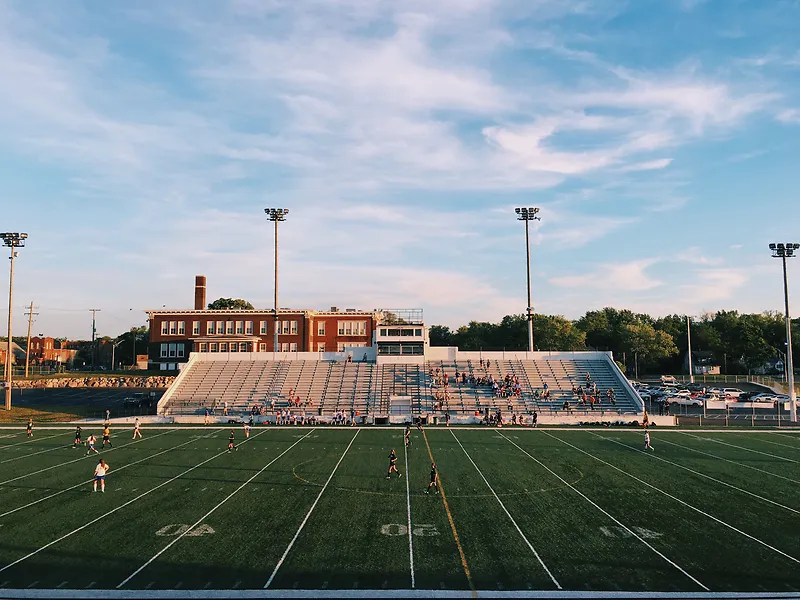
515,207,540,353
265,208,289,354
769,242,798,423
2,233,27,411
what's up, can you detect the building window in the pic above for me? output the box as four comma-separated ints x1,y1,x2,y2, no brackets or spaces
291,320,298,335
415,329,422,337
226,321,234,335
281,343,290,352
239,342,248,352
235,321,244,334
245,321,253,335
259,320,267,334
207,321,214,335
317,342,325,352
220,342,228,352
290,342,298,352
161,321,168,335
259,343,266,352
177,321,185,335
169,321,177,335
380,328,386,336
168,343,177,358
193,321,200,335
210,343,218,352
216,321,224,335
160,343,168,358
281,320,290,335
177,343,185,358
230,343,238,353
318,322,325,336
338,320,367,336
198,343,207,352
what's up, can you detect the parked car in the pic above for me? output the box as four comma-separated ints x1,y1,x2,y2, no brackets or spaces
721,388,745,398
123,392,148,408
667,395,703,407
661,375,678,385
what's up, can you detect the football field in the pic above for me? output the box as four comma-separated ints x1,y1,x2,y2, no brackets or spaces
0,425,797,597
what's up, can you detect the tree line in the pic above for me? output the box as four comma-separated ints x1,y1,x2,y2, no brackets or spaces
429,308,799,376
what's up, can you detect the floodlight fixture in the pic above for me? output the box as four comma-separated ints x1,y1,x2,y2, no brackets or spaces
265,208,289,222
514,208,541,352
769,241,799,423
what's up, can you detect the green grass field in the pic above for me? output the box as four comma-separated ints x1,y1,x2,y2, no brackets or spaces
0,424,797,596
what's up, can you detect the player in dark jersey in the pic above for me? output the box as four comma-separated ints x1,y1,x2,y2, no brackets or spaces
73,426,83,448
101,425,112,448
425,462,439,494
404,426,412,448
386,449,401,479
26,419,33,438
227,430,238,452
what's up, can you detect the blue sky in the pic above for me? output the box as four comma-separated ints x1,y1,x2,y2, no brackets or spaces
1,0,799,339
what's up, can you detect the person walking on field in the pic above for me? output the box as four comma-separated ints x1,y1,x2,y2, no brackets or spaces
644,429,654,451
132,418,142,439
93,459,110,493
26,419,33,438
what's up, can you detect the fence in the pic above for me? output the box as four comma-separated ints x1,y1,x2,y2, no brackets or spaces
660,374,799,395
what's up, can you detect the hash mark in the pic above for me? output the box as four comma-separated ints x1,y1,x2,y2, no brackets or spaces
382,580,388,589
0,581,8,589
57,582,68,589
292,582,298,589
145,582,154,589
352,581,359,588
86,581,96,589
174,581,183,589
204,582,212,589
26,581,38,588
440,582,446,589
497,582,503,590
321,581,328,589
233,581,241,589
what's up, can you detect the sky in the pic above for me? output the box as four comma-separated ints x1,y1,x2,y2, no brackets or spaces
1,0,800,340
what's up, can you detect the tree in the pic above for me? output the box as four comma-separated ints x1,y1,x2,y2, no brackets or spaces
428,325,453,347
207,298,254,310
620,321,678,376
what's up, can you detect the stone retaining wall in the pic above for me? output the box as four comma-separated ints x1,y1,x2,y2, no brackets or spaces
13,376,175,389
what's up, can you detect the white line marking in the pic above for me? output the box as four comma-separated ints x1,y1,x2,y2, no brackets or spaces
695,435,798,464
0,430,222,521
595,433,800,515
449,429,561,590
264,430,361,589
145,582,154,590
403,434,415,589
118,430,315,588
663,435,800,485
56,582,67,589
0,431,270,575
26,581,38,588
85,581,95,589
0,441,74,465
0,429,175,486
757,435,800,452
497,432,708,591
542,431,800,566
0,431,65,450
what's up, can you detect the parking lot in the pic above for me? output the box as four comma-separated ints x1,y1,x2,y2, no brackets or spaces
8,387,164,419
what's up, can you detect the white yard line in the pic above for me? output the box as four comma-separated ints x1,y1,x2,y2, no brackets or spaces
118,429,315,588
757,436,800,452
659,435,800,485
0,441,77,465
264,429,361,589
0,431,66,450
496,432,708,591
593,433,800,515
0,429,173,486
0,430,221,520
450,430,561,590
688,435,798,464
0,429,268,575
403,434,415,590
541,431,800,566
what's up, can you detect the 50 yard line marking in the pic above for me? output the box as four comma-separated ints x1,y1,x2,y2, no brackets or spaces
0,429,269,574
451,430,561,590
422,429,476,597
542,431,800,566
119,429,315,588
264,429,360,589
404,431,415,589
496,432,707,591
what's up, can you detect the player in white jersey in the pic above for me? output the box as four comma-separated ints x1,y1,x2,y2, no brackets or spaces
132,418,142,439
93,459,110,492
86,434,99,455
644,429,654,451
243,423,251,438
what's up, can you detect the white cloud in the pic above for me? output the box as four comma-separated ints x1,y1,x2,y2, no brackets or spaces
618,158,673,172
549,259,663,292
777,109,800,124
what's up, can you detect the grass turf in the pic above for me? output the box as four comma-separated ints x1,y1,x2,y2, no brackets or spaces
0,425,797,593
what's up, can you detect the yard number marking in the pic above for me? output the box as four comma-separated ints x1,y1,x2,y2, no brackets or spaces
381,524,439,537
155,524,215,537
600,526,662,539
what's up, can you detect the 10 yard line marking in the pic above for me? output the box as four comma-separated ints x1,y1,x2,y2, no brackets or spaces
594,434,800,515
118,429,315,588
422,429,476,597
0,430,221,520
450,430,561,591
542,431,800,566
698,436,798,464
0,429,174,486
264,429,360,589
403,432,415,589
496,432,708,591
0,430,269,575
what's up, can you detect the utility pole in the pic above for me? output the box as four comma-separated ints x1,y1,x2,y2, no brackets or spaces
687,316,694,384
89,309,101,372
24,301,38,378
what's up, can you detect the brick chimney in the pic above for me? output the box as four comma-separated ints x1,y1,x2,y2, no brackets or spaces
194,275,207,310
